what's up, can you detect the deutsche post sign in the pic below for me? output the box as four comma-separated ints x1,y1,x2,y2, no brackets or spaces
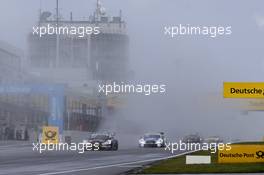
218,145,264,163
42,126,59,144
223,82,264,98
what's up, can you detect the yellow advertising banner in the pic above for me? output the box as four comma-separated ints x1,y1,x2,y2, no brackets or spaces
218,145,264,163
223,82,264,98
42,126,59,144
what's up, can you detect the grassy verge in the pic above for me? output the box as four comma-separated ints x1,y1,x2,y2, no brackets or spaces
141,143,264,174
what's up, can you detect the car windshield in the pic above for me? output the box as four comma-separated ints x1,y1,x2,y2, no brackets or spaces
189,135,197,139
186,135,198,139
144,134,160,139
90,134,109,140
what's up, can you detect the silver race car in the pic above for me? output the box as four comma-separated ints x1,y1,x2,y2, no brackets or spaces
139,132,166,148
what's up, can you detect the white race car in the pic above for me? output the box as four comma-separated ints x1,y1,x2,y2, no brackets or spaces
139,132,166,148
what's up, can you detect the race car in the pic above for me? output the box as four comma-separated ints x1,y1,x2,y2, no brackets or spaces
83,133,118,151
138,132,166,148
204,136,224,144
182,133,203,143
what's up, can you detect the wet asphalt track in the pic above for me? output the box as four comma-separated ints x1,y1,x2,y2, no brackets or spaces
0,143,182,175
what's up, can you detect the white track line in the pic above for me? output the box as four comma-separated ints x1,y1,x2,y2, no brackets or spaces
37,150,196,175
0,144,30,148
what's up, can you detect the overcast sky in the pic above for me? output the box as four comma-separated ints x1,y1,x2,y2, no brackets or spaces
0,0,264,140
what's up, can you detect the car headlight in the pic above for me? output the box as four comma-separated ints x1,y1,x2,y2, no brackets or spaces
102,140,112,145
156,139,163,144
139,139,145,144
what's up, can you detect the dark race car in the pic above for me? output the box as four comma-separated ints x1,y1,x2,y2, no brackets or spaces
183,133,203,143
83,133,118,151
